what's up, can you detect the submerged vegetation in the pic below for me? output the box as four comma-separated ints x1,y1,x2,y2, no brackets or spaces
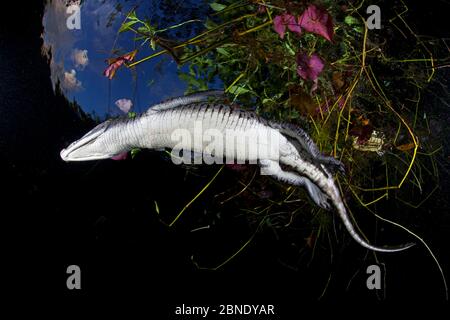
102,0,448,298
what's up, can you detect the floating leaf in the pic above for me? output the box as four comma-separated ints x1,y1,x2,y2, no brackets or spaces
296,52,325,82
210,2,226,12
298,5,334,42
150,38,156,50
290,90,318,116
119,20,139,33
228,85,249,95
204,18,218,30
131,148,141,159
283,41,296,55
216,47,230,56
353,26,364,34
154,200,160,215
396,143,415,151
128,11,138,21
344,16,360,26
273,13,301,39
273,15,286,38
332,72,345,91
103,50,137,80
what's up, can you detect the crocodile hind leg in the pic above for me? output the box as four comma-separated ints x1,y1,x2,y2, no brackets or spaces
259,159,331,210
272,122,345,175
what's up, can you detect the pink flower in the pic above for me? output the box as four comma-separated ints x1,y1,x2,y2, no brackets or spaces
111,152,128,161
115,98,133,113
273,13,301,39
298,5,334,42
103,50,137,80
296,52,324,81
297,52,325,93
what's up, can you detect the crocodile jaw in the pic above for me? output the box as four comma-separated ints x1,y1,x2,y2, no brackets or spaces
60,120,123,161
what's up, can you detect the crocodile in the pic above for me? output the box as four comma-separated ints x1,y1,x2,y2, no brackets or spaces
60,90,414,253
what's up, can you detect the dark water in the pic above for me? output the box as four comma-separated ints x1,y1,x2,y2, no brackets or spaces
1,0,449,313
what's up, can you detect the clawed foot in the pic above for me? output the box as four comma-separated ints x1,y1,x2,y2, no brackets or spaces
318,156,345,176
305,182,332,210
318,195,331,210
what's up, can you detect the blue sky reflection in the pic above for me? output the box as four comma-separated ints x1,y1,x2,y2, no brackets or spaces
42,0,189,118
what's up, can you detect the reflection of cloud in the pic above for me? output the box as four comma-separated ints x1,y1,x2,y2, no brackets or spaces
71,49,89,69
63,69,83,91
42,0,79,91
42,0,76,61
115,99,133,113
42,0,123,91
47,58,82,92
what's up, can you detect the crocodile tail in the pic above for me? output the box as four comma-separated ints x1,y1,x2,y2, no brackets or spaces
281,154,414,252
332,192,415,252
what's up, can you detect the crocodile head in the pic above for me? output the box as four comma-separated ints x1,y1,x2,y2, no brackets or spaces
60,119,129,161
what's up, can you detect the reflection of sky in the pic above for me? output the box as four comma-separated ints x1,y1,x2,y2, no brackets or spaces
42,0,189,118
